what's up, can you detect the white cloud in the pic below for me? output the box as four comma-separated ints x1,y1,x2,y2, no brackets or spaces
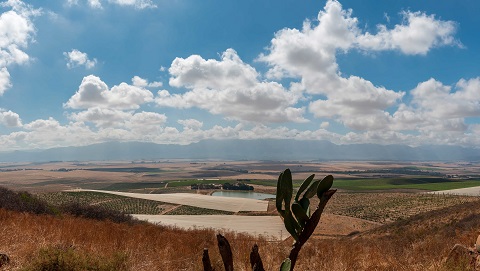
21,118,98,149
357,11,460,55
24,117,61,131
411,78,480,118
178,119,203,130
0,0,39,95
158,49,307,123
64,49,97,69
64,75,154,110
132,76,163,88
108,0,156,9
0,67,11,95
69,107,132,128
2,113,479,151
126,111,167,131
68,0,156,9
65,0,79,6
0,109,22,127
258,0,460,131
320,121,329,129
386,77,480,134
169,49,258,90
1,0,476,150
69,108,167,130
88,0,102,8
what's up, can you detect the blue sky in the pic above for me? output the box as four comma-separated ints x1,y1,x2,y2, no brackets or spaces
0,0,480,150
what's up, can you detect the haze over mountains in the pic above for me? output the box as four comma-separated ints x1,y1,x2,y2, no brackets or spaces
0,140,479,162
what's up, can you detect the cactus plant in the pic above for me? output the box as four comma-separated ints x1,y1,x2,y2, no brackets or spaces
202,168,336,271
276,169,336,271
279,258,291,271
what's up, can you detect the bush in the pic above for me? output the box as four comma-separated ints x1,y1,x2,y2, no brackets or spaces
0,186,140,224
21,245,128,271
60,202,138,224
0,187,56,215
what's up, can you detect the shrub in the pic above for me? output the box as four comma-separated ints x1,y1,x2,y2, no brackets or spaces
21,245,128,271
0,187,56,215
60,202,138,224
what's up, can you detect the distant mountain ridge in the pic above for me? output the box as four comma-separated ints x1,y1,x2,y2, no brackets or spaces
0,139,479,162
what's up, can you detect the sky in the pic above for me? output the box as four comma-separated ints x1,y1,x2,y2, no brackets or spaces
0,0,480,151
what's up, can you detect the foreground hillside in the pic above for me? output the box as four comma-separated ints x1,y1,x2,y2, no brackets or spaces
1,190,479,270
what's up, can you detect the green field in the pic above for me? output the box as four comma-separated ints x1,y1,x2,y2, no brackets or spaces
86,167,162,173
101,182,167,191
332,177,480,191
251,177,480,191
165,179,228,187
95,176,480,192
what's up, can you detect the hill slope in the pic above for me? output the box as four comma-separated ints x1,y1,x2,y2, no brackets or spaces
1,197,479,270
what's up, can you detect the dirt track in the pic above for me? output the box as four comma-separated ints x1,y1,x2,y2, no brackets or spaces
132,213,380,240
69,189,268,212
427,186,480,196
133,214,286,239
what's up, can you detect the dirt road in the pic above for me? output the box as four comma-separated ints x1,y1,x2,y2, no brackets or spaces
427,186,480,196
68,189,268,212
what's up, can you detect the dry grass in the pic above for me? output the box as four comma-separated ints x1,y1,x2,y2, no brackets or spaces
2,198,480,270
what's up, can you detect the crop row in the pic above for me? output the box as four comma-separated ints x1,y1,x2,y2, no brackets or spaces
324,192,479,223
38,192,175,215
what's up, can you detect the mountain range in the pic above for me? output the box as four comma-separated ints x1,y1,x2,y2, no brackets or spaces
0,139,479,162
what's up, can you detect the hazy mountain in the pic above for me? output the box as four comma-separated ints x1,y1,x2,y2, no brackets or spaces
0,139,479,162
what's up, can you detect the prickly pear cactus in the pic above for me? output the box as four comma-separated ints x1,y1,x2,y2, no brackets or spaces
276,169,334,241
279,258,291,271
276,168,335,270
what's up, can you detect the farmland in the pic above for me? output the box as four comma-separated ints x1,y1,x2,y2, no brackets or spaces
6,160,471,238
1,160,480,270
2,160,480,235
1,160,480,193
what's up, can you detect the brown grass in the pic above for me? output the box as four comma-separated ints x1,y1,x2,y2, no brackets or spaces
2,198,480,270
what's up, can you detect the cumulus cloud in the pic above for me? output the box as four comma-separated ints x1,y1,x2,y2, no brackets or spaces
126,111,167,130
178,119,203,130
157,49,307,123
169,49,258,89
0,0,40,95
258,0,461,131
357,11,460,55
20,118,99,149
320,121,330,129
69,108,132,128
65,0,79,6
64,75,154,110
410,78,480,118
132,76,163,88
65,0,102,8
67,0,156,9
2,114,479,151
88,0,102,8
0,68,11,95
308,76,403,127
387,78,480,134
24,117,61,131
64,49,97,69
2,0,474,150
108,0,156,9
69,108,166,129
0,109,22,127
